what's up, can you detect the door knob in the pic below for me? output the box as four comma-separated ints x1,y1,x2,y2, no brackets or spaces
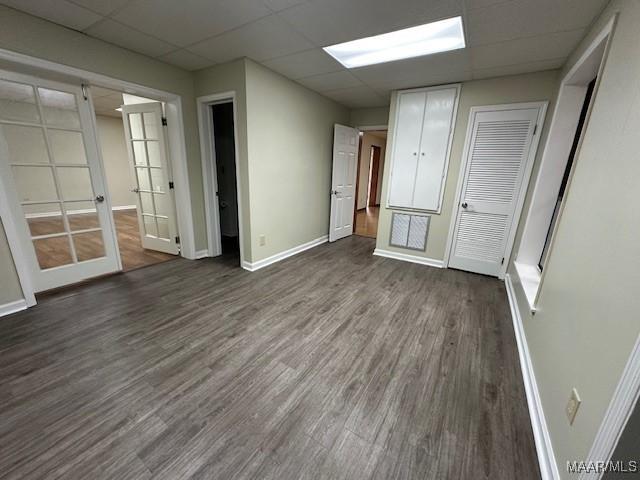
95,195,105,203
131,187,140,193
461,202,468,208
331,189,339,195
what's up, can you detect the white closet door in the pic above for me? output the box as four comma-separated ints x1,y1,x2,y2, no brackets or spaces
388,91,426,208
413,87,457,211
449,107,540,277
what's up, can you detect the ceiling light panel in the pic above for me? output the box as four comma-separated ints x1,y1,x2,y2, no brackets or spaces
323,17,466,68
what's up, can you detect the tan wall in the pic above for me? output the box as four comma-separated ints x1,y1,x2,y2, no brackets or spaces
350,107,390,128
244,60,349,261
508,1,640,475
376,70,560,261
96,115,136,208
0,220,22,304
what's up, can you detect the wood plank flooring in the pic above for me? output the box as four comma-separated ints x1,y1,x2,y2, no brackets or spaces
354,206,379,239
0,236,540,479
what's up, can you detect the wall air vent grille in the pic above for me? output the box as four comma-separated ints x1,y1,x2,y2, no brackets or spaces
390,212,429,251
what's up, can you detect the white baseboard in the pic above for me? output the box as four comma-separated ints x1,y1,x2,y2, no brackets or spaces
0,299,28,317
505,274,560,480
373,248,444,268
25,205,136,218
242,235,328,272
194,249,209,259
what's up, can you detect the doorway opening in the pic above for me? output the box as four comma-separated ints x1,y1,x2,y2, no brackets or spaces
354,130,387,239
90,86,180,272
211,102,239,259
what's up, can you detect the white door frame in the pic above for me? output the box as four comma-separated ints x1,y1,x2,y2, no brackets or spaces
443,101,548,279
196,92,245,267
0,47,196,309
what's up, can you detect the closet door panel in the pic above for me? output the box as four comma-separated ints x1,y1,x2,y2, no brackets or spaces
388,91,425,208
413,87,457,211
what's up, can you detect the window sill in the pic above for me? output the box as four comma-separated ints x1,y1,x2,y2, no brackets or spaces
514,261,541,313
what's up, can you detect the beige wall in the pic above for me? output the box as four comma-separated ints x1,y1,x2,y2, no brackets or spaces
357,132,386,209
350,107,390,128
508,1,640,475
96,115,136,208
0,220,22,304
376,70,559,261
244,60,349,261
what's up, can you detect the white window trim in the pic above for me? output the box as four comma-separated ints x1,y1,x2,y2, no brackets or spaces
513,16,615,312
386,83,460,215
443,101,548,279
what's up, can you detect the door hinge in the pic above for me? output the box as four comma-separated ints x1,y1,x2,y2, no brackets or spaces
501,257,505,265
175,236,180,244
169,181,174,189
533,124,538,135
81,84,88,101
162,117,168,126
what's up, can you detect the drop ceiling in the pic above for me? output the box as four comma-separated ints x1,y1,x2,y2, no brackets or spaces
1,0,608,108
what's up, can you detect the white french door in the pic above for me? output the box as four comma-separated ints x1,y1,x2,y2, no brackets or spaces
121,102,179,255
329,124,359,242
0,70,119,292
448,104,543,277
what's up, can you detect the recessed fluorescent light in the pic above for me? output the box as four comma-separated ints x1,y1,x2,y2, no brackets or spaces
323,16,465,68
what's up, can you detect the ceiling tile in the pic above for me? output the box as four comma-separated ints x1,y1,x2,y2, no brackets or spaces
262,0,306,12
472,57,565,80
187,14,313,64
470,29,586,70
113,0,272,47
277,0,462,46
85,19,176,57
1,0,102,30
261,48,342,80
159,49,214,71
67,0,130,16
297,70,362,93
466,0,608,46
323,86,388,109
351,49,472,88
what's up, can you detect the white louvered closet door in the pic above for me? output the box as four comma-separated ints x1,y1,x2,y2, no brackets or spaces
448,107,540,277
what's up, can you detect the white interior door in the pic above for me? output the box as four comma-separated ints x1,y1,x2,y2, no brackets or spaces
0,70,119,292
448,106,541,277
121,102,179,255
329,124,359,242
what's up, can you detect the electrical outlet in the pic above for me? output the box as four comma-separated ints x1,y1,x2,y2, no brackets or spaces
259,234,266,246
566,388,581,425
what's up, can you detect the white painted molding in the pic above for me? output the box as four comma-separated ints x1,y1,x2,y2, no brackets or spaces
242,235,328,272
24,205,136,219
373,248,444,268
505,274,560,480
194,249,209,259
0,299,28,318
579,333,640,480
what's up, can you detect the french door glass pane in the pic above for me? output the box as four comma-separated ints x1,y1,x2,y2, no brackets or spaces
33,235,73,269
0,125,49,164
49,129,88,164
68,210,100,231
0,79,39,123
38,88,81,129
143,112,158,139
154,193,169,216
73,231,105,262
156,217,169,239
143,215,157,237
129,113,144,139
23,204,65,236
150,168,164,192
136,167,151,191
147,141,161,167
140,192,154,215
12,165,57,202
57,167,94,201
133,141,147,165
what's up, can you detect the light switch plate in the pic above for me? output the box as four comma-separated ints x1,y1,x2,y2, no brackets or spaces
259,234,266,246
566,388,581,425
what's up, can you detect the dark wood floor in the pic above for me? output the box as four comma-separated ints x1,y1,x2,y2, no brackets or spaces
0,236,539,480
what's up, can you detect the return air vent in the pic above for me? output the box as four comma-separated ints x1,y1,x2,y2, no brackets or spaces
390,212,430,251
